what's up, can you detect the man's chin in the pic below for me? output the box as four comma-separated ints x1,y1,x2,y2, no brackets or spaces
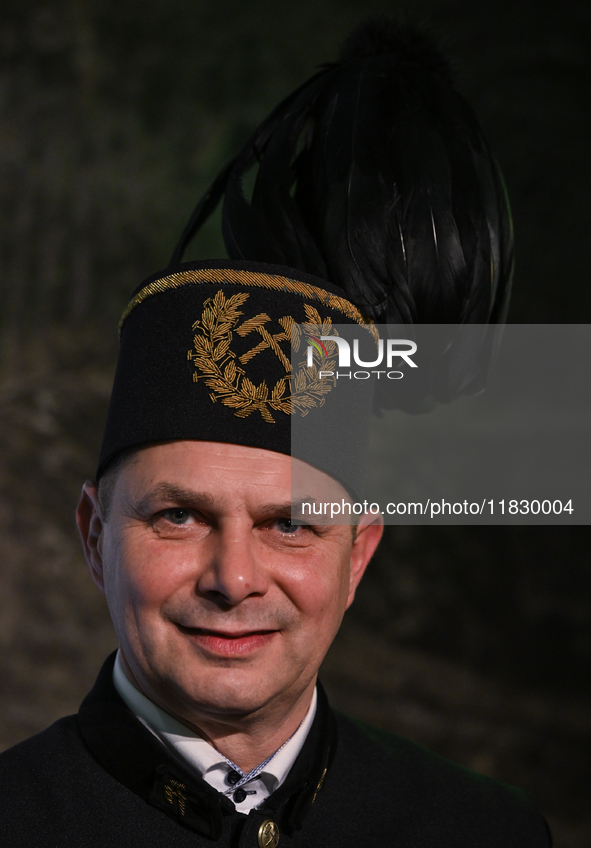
158,670,282,725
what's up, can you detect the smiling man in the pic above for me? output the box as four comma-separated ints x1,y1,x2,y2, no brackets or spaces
78,441,379,782
0,21,551,848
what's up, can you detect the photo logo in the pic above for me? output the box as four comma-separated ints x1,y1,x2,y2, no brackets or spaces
306,335,329,361
306,335,418,379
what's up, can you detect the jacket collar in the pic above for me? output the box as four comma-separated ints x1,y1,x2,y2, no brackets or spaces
76,653,337,840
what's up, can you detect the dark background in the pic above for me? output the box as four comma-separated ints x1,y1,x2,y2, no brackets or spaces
0,1,589,845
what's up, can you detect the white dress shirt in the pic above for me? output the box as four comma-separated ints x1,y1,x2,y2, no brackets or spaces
113,651,317,814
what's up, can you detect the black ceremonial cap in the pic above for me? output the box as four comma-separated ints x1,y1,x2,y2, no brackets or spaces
98,259,376,493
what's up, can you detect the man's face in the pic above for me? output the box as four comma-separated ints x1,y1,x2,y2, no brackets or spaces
77,441,381,732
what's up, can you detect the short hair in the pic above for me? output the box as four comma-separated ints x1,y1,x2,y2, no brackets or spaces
96,448,139,521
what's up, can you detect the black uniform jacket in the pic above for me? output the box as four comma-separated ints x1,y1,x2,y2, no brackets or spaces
0,654,551,847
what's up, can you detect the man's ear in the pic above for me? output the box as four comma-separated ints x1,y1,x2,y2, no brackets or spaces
76,481,106,592
346,512,384,608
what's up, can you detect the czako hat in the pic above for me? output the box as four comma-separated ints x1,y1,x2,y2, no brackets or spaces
98,20,513,496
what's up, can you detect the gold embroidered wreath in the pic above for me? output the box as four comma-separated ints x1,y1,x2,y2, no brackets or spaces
187,291,338,423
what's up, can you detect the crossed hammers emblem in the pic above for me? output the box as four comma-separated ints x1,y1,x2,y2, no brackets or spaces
236,313,292,373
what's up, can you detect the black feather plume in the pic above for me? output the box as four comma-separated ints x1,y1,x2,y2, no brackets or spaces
171,19,514,407
339,17,453,81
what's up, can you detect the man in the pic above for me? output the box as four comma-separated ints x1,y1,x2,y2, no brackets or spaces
0,21,551,847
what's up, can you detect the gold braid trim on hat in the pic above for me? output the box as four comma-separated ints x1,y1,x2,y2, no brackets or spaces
119,267,378,339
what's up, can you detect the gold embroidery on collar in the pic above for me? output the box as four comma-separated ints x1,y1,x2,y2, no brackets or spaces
312,767,328,805
187,291,339,422
164,778,187,816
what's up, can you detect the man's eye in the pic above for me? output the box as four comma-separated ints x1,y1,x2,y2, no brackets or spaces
276,518,305,534
162,508,192,525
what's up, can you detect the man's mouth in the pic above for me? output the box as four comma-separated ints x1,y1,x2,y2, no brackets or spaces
176,624,278,656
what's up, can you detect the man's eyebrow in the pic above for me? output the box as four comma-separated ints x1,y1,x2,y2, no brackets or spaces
135,484,222,514
257,500,316,517
134,486,317,519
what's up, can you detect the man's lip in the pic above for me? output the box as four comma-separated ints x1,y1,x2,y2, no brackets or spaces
176,624,277,639
175,624,278,656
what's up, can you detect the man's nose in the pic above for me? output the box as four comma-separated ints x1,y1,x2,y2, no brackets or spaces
196,523,268,606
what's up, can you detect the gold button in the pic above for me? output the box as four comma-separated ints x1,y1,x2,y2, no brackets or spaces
258,819,280,848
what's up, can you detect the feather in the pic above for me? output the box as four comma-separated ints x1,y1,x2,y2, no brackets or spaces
171,19,514,408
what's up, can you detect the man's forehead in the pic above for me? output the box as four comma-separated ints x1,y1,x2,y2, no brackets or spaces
117,440,349,507
130,439,291,473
